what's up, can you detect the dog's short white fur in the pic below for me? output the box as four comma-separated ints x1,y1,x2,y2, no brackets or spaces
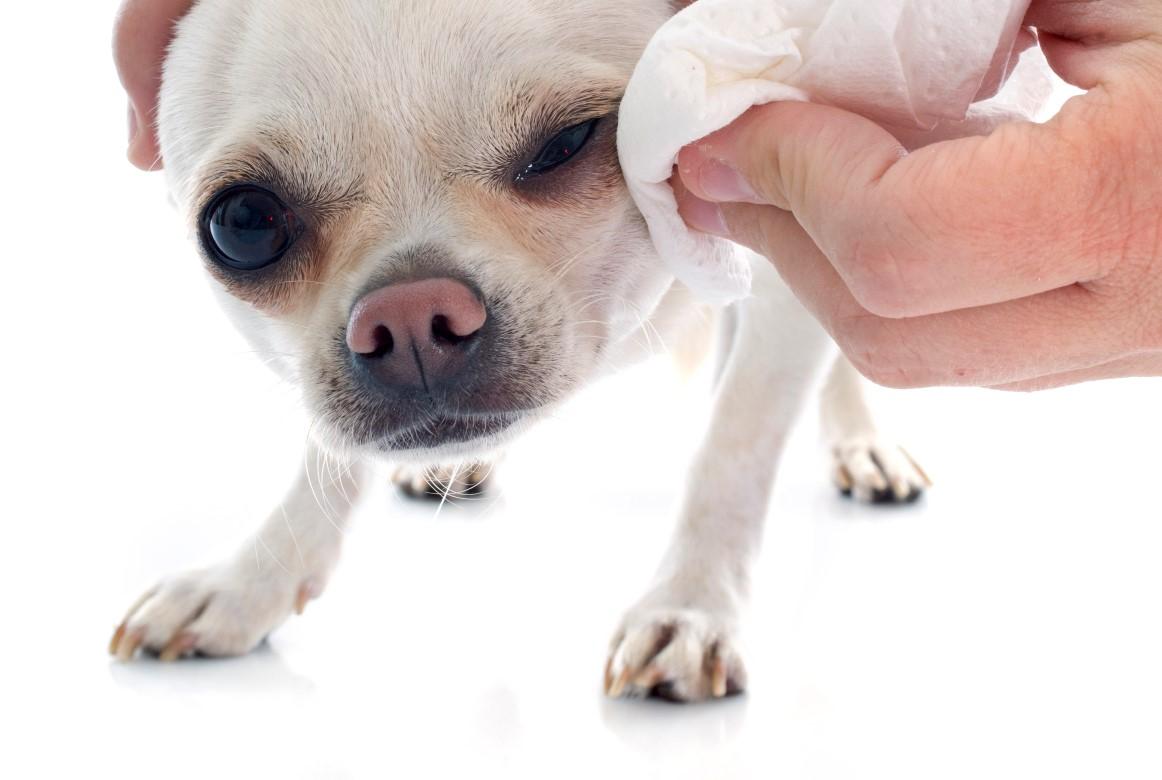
111,0,929,702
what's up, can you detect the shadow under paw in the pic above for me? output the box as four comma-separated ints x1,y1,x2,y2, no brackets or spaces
839,482,925,505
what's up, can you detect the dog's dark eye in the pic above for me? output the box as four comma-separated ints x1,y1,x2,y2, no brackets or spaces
519,119,599,180
202,186,301,271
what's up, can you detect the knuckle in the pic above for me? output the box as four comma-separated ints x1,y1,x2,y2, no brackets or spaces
854,358,928,389
834,315,947,388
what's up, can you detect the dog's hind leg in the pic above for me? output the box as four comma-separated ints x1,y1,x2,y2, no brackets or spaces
109,442,364,662
821,356,932,504
390,460,495,503
605,257,832,702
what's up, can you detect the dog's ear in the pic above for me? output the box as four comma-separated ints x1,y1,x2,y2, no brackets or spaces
114,0,198,171
670,0,697,9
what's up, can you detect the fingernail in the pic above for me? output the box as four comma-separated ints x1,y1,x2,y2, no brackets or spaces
679,192,730,236
697,157,761,203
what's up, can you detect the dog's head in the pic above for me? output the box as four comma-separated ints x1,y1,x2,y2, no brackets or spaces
159,0,684,461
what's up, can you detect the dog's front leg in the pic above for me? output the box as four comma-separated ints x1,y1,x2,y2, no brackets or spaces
109,443,364,661
606,260,833,702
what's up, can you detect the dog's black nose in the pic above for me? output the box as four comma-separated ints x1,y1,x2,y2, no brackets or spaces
347,278,487,393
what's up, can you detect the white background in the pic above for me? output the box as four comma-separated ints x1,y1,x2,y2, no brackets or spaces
2,3,1160,779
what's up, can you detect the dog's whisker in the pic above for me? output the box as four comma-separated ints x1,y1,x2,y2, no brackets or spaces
329,457,358,507
319,447,336,518
311,443,333,521
611,293,669,359
232,349,303,359
280,504,307,571
255,529,292,575
251,354,297,372
431,462,461,519
549,245,595,282
641,317,671,357
567,292,619,316
318,445,344,521
302,417,346,534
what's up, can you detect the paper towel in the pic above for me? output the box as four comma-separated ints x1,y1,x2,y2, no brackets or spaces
617,0,1050,304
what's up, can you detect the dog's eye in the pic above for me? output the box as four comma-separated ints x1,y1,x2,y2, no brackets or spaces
519,119,599,180
202,186,301,271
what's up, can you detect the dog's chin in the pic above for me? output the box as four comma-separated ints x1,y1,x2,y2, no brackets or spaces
339,410,537,464
379,411,524,453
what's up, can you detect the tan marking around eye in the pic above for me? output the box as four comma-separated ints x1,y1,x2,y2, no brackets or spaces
202,205,388,318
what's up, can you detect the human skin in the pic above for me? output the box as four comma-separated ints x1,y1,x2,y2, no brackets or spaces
114,0,193,171
675,0,1162,390
116,0,1162,390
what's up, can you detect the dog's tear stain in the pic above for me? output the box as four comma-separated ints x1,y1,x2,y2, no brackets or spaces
191,145,373,317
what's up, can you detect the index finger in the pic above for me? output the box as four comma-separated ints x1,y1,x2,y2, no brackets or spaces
698,195,1139,388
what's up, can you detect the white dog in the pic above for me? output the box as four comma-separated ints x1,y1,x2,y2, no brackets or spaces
110,0,929,703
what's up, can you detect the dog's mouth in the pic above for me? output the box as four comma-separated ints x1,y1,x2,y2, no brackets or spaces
314,372,556,459
373,410,525,452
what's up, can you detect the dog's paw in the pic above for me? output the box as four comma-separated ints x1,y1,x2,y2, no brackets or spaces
832,435,931,504
605,607,747,703
109,564,317,662
391,461,492,502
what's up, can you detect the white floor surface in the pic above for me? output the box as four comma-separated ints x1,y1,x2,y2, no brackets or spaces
2,3,1160,778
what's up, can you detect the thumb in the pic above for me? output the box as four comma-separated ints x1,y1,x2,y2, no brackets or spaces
672,175,862,337
676,101,905,232
672,174,804,261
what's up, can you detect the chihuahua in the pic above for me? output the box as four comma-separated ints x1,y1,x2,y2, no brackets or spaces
109,0,929,702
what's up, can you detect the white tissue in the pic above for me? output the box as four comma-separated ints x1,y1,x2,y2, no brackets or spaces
618,0,1049,304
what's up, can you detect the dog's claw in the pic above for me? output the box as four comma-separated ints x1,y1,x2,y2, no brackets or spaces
633,665,666,690
114,628,145,663
710,655,728,699
111,565,324,663
834,464,854,493
606,607,746,703
901,447,933,488
833,435,929,505
159,632,198,663
607,668,632,699
109,623,128,657
109,587,158,657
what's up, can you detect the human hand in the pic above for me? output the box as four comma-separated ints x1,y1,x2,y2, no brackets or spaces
113,0,196,170
674,0,1162,390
